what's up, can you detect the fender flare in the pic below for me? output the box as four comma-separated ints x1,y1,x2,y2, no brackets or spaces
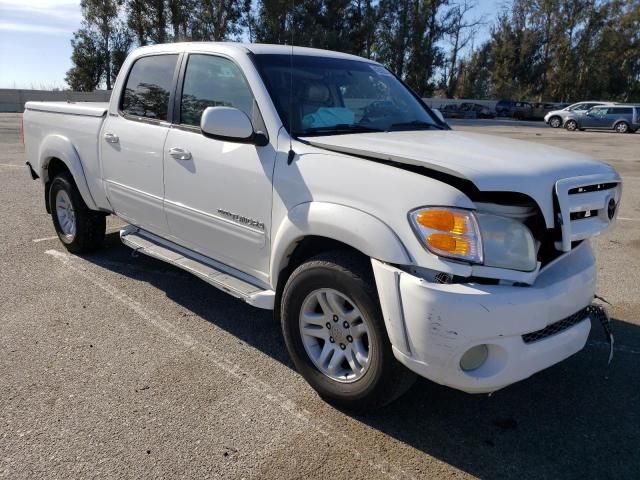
38,134,97,210
270,202,412,285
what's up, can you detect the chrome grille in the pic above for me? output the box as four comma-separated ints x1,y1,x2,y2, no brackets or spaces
555,174,622,252
522,307,590,344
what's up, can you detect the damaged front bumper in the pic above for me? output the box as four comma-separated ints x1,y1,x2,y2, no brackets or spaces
372,240,597,394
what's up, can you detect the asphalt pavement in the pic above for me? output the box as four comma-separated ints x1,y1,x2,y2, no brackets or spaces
1,113,638,479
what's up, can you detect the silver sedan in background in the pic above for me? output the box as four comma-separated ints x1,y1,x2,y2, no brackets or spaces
544,101,614,128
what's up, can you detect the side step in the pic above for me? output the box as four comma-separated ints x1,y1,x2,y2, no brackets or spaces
120,225,275,310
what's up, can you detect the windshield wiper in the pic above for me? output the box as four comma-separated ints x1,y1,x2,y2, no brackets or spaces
298,124,385,136
388,120,443,131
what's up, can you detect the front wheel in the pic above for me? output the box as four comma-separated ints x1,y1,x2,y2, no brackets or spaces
281,251,416,411
565,119,578,131
548,116,562,128
49,172,106,253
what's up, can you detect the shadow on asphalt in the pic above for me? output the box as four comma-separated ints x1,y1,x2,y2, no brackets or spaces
83,232,639,479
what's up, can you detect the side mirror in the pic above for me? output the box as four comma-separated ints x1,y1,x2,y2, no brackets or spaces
200,106,268,146
433,108,446,123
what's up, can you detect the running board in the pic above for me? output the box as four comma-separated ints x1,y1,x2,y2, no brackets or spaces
120,225,275,309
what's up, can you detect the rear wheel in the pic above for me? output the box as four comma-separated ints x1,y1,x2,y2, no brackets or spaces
615,121,630,133
281,251,416,411
548,116,562,128
49,172,106,253
565,119,578,131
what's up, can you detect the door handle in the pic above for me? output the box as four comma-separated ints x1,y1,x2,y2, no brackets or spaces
104,132,119,144
169,147,192,161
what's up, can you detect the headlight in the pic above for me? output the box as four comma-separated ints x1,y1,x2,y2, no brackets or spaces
408,207,483,263
409,207,537,271
476,213,537,271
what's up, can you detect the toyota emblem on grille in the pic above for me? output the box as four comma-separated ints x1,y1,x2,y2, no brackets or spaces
607,198,617,220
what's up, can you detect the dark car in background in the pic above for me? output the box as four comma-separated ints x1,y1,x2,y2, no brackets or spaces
564,105,639,133
531,102,565,121
495,99,514,116
441,104,463,118
512,101,533,120
460,102,495,119
496,100,533,119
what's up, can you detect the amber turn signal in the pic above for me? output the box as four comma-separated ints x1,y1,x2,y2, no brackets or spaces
427,233,471,256
417,209,467,234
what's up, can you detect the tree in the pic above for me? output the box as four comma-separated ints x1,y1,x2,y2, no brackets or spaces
66,0,130,91
253,0,377,55
442,0,484,98
456,42,491,98
65,27,104,91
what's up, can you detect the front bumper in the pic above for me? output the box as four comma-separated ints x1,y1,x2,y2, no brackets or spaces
372,241,596,393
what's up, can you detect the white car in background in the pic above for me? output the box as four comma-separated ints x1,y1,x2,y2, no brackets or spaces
545,101,615,128
23,43,622,411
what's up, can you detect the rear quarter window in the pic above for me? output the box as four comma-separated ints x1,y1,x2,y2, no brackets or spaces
610,107,633,114
120,54,179,121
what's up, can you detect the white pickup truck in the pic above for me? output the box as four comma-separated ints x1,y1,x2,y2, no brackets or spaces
24,43,622,410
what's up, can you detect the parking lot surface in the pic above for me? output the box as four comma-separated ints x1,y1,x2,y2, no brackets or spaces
1,113,639,479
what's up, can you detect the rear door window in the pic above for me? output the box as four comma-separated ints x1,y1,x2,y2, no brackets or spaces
120,54,179,121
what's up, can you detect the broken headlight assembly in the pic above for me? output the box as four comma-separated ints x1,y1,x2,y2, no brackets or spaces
408,207,537,272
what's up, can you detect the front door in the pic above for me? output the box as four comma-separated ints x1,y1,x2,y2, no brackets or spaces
162,53,277,281
581,106,609,128
101,53,180,235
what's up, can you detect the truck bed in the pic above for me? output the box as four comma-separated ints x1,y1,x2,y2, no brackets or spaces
25,101,108,117
23,101,111,211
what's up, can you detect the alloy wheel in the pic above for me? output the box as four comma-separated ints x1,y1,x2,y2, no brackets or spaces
299,288,371,383
55,189,76,240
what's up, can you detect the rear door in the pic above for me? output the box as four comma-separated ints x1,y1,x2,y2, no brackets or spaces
101,54,181,235
162,53,276,280
607,107,633,129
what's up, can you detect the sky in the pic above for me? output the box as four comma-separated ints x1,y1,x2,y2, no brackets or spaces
0,0,501,90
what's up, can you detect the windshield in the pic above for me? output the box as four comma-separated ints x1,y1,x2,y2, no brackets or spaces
253,54,443,136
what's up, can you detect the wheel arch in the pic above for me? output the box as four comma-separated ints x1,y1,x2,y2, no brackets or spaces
549,115,562,126
39,135,97,211
270,202,412,291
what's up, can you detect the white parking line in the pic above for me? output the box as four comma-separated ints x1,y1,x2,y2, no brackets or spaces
32,235,59,243
0,163,23,168
44,248,413,480
618,217,640,222
588,340,640,356
33,227,122,243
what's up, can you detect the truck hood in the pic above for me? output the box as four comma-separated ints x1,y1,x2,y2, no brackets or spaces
300,130,618,227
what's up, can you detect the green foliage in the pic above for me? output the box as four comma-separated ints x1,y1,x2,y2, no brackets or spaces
66,0,640,101
460,0,640,101
66,0,131,91
66,27,104,91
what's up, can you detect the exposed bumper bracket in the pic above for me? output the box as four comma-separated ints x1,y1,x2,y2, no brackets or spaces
25,161,39,180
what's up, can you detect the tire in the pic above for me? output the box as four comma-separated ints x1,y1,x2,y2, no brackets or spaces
565,119,578,131
49,172,106,253
548,116,562,128
281,251,416,411
614,121,630,133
